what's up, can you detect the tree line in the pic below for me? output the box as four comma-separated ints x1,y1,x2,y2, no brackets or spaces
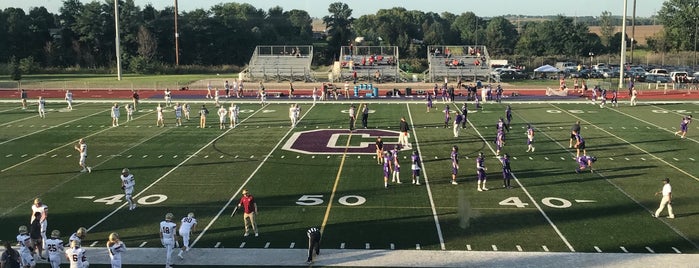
0,0,693,75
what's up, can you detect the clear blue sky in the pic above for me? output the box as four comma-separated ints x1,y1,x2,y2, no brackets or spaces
1,0,665,18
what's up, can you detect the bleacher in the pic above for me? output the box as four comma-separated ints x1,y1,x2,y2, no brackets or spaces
334,46,400,83
427,45,492,83
241,45,313,82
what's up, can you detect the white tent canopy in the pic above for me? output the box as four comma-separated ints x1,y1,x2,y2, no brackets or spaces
534,64,559,73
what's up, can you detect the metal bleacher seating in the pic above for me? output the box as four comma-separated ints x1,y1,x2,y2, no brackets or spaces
334,46,400,83
241,45,313,82
427,45,491,83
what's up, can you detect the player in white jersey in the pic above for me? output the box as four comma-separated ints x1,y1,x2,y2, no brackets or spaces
111,103,120,127
65,90,73,110
75,139,91,173
65,240,88,268
232,80,240,98
228,104,239,128
174,103,183,126
156,103,165,127
30,198,48,252
289,104,298,127
69,227,87,246
107,232,126,268
38,96,46,118
177,212,197,259
214,88,220,107
217,105,227,129
17,225,36,268
45,230,64,268
125,104,134,122
183,103,191,121
159,213,178,268
164,88,172,107
120,168,136,210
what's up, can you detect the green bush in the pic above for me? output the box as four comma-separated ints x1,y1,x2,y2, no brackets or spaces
19,56,40,74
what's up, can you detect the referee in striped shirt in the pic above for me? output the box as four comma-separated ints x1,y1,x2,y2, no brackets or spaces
307,227,321,263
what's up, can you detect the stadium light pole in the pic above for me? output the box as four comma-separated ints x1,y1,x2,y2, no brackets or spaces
114,0,122,80
618,0,628,89
630,0,636,64
174,0,180,66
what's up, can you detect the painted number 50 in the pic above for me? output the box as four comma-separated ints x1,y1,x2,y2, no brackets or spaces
296,195,366,206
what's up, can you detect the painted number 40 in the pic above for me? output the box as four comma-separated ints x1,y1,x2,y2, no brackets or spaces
94,194,167,205
499,197,572,208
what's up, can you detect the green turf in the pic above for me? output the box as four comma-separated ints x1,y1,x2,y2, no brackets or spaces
0,100,698,258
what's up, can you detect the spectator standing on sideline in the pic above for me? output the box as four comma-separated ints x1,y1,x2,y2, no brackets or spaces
411,150,422,185
45,230,64,268
450,145,459,185
569,121,581,148
312,87,318,104
111,103,120,127
177,212,197,260
306,227,321,263
224,80,230,98
501,153,512,189
159,213,178,268
131,90,139,111
348,104,356,131
107,232,126,268
206,82,213,99
399,117,410,148
20,89,28,109
343,81,350,98
288,82,295,99
237,189,259,237
361,103,369,129
653,178,675,219
199,105,209,129
65,90,73,110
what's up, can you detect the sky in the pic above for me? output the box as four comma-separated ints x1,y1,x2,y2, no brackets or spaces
1,0,665,18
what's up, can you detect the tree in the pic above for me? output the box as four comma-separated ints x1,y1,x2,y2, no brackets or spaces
599,11,614,51
484,16,518,55
137,25,157,60
657,0,699,51
323,2,354,62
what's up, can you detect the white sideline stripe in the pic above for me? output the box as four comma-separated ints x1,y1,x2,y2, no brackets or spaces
407,103,446,250
551,105,699,250
1,110,155,173
0,109,107,145
191,104,313,248
87,105,267,233
464,104,575,252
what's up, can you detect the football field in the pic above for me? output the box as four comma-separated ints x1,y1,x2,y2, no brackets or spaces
1,99,698,264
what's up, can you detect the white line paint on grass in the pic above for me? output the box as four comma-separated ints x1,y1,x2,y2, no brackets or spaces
0,109,107,146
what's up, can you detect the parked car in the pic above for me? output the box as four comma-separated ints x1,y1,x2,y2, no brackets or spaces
598,68,615,78
492,70,529,80
644,74,672,83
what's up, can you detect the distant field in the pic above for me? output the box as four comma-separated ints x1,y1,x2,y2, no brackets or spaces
588,25,663,46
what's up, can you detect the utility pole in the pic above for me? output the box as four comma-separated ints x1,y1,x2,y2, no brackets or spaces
114,0,122,80
619,0,628,89
174,0,180,65
630,0,636,64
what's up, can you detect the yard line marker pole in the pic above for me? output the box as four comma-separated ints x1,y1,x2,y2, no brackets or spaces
190,104,314,248
88,105,270,233
407,103,446,250
459,103,576,252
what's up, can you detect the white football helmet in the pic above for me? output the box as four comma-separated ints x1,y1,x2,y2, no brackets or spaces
108,232,119,242
76,227,87,238
18,225,28,234
165,213,174,220
187,212,195,218
122,168,130,175
51,230,60,238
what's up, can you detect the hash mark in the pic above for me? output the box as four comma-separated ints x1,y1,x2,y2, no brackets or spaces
20,154,27,158
416,244,421,250
690,158,695,161
594,246,602,253
239,242,246,248
219,155,224,159
51,154,57,158
673,158,679,161
5,154,12,157
142,155,148,158
127,155,132,158
390,243,395,250
204,155,209,159
365,243,370,249
466,244,471,251
645,246,655,253
264,242,270,248
516,245,522,251
158,155,163,158
491,245,498,251
340,243,345,249
542,245,549,252
289,242,295,248
214,242,221,248
672,247,682,253
544,157,549,160
139,242,147,247
624,158,630,161
620,246,628,253
173,155,178,158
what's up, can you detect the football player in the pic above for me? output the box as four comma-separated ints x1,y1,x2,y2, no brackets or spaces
450,145,459,185
174,103,183,127
45,230,64,268
120,168,136,210
111,103,120,127
38,97,46,119
65,90,73,110
576,155,597,173
526,124,535,152
65,240,88,268
177,212,197,260
217,105,227,130
411,150,422,185
107,232,126,268
391,146,401,184
476,152,488,191
75,139,91,173
69,227,87,246
229,103,239,129
17,225,36,268
160,213,178,268
156,103,165,127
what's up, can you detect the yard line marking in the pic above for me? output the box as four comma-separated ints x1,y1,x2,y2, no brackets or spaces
416,244,421,250
641,157,646,161
340,243,345,249
466,245,471,251
264,242,270,248
139,242,147,247
491,245,498,251
239,242,246,248
620,246,628,253
390,243,395,250
410,103,446,250
0,109,106,146
594,246,602,253
191,105,310,248
645,246,655,253
214,242,221,248
516,245,523,252
0,113,38,127
613,106,699,144
142,155,148,158
690,158,695,161
90,241,98,247
289,242,295,248
672,247,682,253
365,243,370,249
542,245,549,252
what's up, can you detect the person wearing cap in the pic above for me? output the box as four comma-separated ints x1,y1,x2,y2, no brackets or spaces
237,189,259,237
159,213,178,268
654,178,675,219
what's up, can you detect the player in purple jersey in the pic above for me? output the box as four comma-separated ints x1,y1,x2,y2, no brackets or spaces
476,152,488,191
426,93,433,112
505,105,512,132
443,105,451,128
611,90,618,107
495,129,505,156
411,151,421,185
496,118,505,132
574,132,586,157
453,111,463,137
599,88,607,108
674,115,692,139
391,146,402,184
501,154,513,189
569,121,581,148
450,145,459,185
526,124,535,152
382,151,393,188
461,103,468,128
575,155,597,173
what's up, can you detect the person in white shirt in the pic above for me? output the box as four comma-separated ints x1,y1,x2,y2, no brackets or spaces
183,103,191,121
69,227,87,246
17,225,36,268
177,212,197,260
654,178,675,219
45,230,64,268
214,88,220,107
75,139,91,173
289,104,298,127
159,213,178,268
217,105,227,130
228,104,239,128
164,88,172,107
65,240,88,268
65,90,73,110
125,104,134,122
630,87,638,106
30,198,48,251
156,103,165,127
174,103,183,127
38,97,46,118
107,232,126,268
111,103,120,127
120,168,136,210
